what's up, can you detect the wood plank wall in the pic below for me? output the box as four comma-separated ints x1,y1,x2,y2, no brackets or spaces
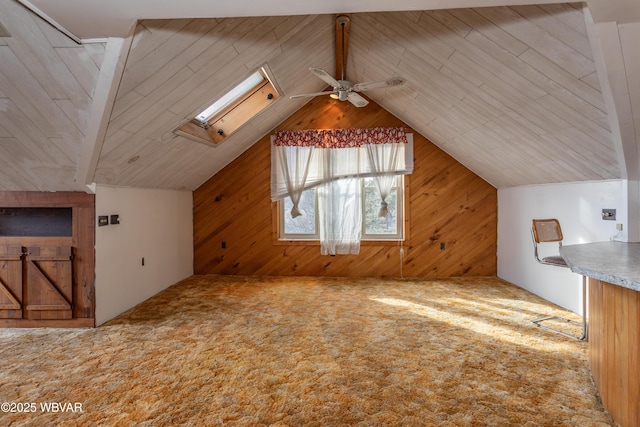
588,278,640,427
0,191,95,327
194,96,497,277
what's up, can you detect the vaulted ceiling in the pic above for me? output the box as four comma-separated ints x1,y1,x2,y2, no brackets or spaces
0,0,638,191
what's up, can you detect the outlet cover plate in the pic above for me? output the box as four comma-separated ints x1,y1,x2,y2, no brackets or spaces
602,209,616,220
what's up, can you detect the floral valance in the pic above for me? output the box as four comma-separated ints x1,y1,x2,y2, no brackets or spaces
273,127,407,148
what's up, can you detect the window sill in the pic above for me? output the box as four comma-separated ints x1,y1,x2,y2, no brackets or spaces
272,239,406,246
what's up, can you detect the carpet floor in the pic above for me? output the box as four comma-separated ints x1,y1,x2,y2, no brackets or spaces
0,275,615,426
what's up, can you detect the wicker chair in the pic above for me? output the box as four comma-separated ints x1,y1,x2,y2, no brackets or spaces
531,219,587,341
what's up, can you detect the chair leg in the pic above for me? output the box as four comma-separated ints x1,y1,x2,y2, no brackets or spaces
579,276,588,341
531,276,588,341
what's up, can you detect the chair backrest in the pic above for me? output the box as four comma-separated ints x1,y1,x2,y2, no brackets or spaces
531,219,563,244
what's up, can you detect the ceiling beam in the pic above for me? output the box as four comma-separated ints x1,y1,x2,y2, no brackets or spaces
585,10,639,180
75,30,134,192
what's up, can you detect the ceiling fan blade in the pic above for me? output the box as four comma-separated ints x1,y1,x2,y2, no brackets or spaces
352,77,406,92
309,68,340,88
289,91,336,99
347,92,369,108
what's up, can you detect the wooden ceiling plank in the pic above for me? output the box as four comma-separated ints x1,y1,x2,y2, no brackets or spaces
428,9,472,38
421,13,549,101
537,3,589,37
109,90,144,122
0,0,66,100
447,52,563,134
55,46,101,98
0,99,68,164
475,6,595,79
555,127,618,170
185,18,265,73
448,8,529,56
164,45,239,117
55,99,88,134
368,12,450,70
511,5,594,59
112,66,194,136
463,28,606,121
519,48,605,111
581,71,603,91
535,94,613,148
274,15,329,44
0,63,62,139
125,18,194,67
0,49,89,154
1,1,91,108
0,147,41,190
400,51,470,102
119,18,219,97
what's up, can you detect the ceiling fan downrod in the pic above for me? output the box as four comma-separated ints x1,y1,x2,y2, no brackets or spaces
337,15,349,81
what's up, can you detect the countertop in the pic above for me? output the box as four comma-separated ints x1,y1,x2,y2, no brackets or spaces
560,241,640,291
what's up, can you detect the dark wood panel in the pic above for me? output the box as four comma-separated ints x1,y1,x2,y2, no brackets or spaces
194,95,497,277
25,246,73,320
0,245,23,319
0,191,94,208
0,191,95,327
0,208,72,236
73,204,96,319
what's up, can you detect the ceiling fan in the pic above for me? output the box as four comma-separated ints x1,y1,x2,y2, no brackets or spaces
290,15,406,108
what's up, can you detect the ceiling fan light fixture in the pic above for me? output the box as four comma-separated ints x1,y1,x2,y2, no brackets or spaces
288,14,405,108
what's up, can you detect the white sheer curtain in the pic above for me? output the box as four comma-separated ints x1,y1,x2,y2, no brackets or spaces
271,128,413,255
274,144,314,218
318,147,363,255
365,143,403,218
318,178,362,255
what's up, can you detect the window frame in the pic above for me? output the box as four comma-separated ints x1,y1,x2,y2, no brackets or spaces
361,176,404,241
273,175,409,245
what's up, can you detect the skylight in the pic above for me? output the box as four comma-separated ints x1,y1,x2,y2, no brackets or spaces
194,70,266,124
174,65,281,146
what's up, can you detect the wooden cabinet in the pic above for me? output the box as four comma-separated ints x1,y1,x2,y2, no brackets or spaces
0,245,22,318
0,192,95,328
0,245,74,320
588,278,640,427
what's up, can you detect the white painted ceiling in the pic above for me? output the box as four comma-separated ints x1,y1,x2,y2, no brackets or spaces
0,0,638,191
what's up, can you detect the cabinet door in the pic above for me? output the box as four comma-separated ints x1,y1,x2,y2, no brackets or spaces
25,246,73,320
0,246,23,319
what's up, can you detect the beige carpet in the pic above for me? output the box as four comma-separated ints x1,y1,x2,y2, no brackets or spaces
1,276,614,426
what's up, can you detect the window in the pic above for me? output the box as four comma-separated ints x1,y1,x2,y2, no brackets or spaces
279,175,404,241
174,65,280,146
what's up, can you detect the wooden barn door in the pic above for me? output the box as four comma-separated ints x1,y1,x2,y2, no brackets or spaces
24,246,73,320
0,245,23,319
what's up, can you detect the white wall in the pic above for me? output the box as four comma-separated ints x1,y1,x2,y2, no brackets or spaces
95,185,193,325
498,180,626,314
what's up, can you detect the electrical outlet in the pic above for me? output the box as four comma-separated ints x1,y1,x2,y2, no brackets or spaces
616,223,623,231
602,209,616,220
